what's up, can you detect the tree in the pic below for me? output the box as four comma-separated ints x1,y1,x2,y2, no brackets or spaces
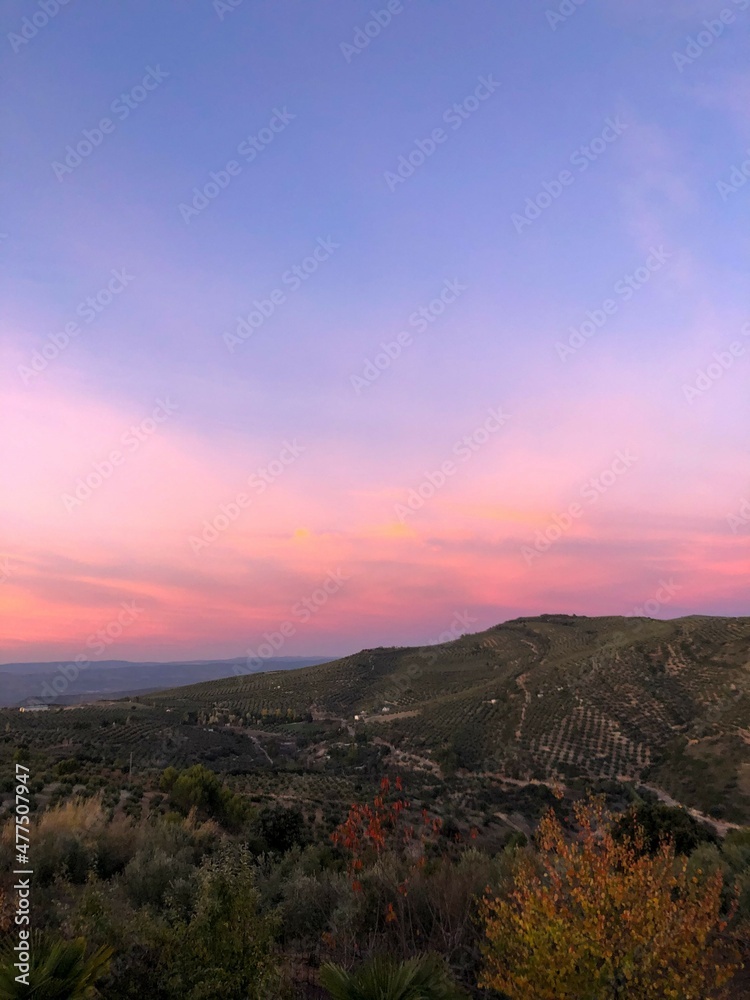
480,797,739,1000
329,778,475,960
165,844,278,1000
166,764,249,829
159,766,179,792
0,935,112,999
332,776,441,890
320,954,465,1000
612,801,716,856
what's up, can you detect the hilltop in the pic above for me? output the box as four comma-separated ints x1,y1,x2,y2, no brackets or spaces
146,614,750,823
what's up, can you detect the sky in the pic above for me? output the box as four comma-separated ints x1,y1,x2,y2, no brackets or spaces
1,0,748,663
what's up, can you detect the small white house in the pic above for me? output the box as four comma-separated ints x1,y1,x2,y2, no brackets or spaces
20,704,49,712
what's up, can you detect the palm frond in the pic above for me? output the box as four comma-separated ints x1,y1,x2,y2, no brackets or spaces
319,953,465,1000
0,933,112,999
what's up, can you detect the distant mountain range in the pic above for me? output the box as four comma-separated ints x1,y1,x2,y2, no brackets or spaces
0,656,330,708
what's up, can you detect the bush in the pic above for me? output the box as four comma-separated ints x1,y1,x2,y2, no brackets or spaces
480,798,739,1000
121,848,194,909
613,801,716,855
166,765,250,830
0,933,112,999
256,804,306,854
163,844,279,1000
320,953,466,1000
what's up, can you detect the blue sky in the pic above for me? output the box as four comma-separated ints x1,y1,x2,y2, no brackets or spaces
2,0,748,660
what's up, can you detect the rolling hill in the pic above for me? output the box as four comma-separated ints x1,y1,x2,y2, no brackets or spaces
146,614,750,822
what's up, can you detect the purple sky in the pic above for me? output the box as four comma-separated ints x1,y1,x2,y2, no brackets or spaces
2,0,748,662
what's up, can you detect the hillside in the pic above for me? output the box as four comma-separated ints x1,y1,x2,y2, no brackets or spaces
147,614,750,822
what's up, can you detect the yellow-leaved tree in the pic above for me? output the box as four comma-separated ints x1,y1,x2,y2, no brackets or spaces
480,797,739,1000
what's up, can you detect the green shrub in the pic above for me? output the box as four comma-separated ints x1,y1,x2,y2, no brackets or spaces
121,848,194,909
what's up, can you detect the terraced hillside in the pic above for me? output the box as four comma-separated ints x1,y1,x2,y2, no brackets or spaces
148,614,750,822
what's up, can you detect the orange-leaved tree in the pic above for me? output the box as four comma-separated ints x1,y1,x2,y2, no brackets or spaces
332,776,444,894
330,777,461,952
480,796,739,1000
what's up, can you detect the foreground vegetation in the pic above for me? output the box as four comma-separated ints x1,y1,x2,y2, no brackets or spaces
0,766,747,998
1,615,748,995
